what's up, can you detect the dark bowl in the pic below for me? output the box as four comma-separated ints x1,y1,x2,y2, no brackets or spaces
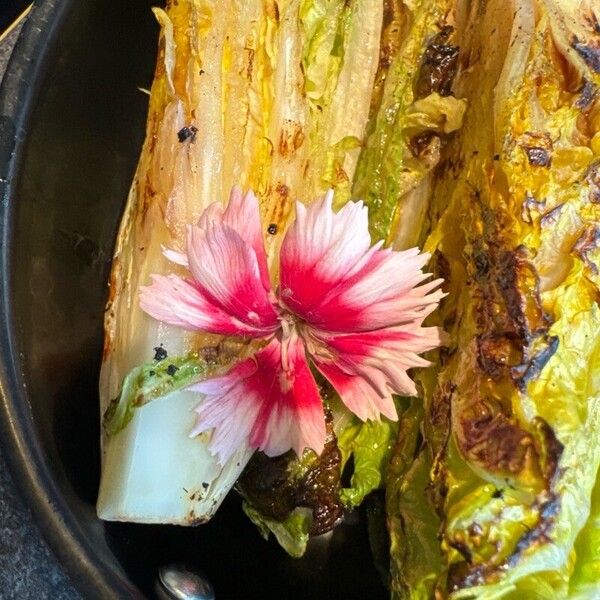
0,1,388,598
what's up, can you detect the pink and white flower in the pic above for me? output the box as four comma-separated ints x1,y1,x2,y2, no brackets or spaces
140,187,444,464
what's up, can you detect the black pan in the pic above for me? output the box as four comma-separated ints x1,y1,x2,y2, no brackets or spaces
0,2,388,598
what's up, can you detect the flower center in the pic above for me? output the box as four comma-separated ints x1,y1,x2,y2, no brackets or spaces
277,310,334,369
278,312,297,373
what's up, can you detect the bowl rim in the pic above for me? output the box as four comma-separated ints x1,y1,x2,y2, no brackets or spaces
0,1,140,597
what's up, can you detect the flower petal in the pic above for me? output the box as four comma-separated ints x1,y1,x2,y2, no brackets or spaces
199,187,270,290
280,194,443,332
182,219,279,334
140,274,275,337
189,336,326,464
162,245,189,267
279,192,370,314
310,324,443,421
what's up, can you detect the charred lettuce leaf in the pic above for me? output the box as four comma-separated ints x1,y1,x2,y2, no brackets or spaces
352,0,465,247
387,0,600,597
238,404,400,557
237,409,344,556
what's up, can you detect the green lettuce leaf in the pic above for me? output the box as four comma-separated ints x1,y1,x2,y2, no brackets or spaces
103,353,213,435
339,416,399,508
243,502,312,559
299,0,349,107
386,398,443,600
569,473,600,598
299,0,383,203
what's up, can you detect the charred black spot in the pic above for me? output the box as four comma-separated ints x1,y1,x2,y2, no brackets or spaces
525,147,551,167
409,130,437,157
576,79,597,109
166,364,179,376
153,345,168,361
415,26,460,98
573,41,600,73
267,223,278,235
586,161,600,203
531,418,564,480
511,335,559,387
521,192,546,224
177,125,198,143
448,537,473,563
573,224,600,273
520,132,553,167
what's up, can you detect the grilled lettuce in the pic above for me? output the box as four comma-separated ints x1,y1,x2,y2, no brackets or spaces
97,0,381,524
387,0,600,597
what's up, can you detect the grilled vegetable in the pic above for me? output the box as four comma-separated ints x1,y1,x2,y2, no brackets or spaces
236,0,465,555
387,0,600,597
352,0,466,247
97,0,384,524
